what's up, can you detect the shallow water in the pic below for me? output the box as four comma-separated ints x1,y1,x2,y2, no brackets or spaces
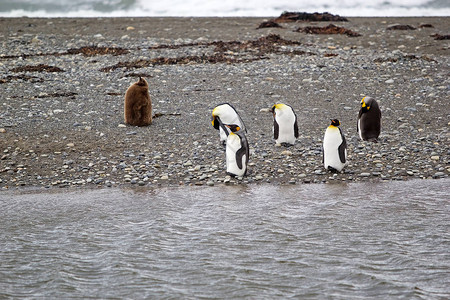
1,179,449,299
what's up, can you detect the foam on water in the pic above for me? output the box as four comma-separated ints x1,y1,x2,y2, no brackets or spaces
0,0,449,17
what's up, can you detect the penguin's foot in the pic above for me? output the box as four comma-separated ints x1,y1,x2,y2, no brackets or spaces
280,142,294,147
327,166,340,173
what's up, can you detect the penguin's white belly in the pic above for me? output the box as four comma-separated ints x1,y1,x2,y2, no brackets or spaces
357,119,363,140
275,114,296,144
323,129,346,171
277,126,296,144
226,135,246,176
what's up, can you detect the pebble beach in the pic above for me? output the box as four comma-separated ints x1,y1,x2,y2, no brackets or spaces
0,16,449,189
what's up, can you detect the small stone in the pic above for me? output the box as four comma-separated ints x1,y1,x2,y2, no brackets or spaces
160,175,169,180
206,181,215,186
360,172,371,177
66,143,75,147
433,172,445,178
0,128,6,133
431,156,439,160
118,124,127,128
126,26,135,31
385,79,394,84
281,150,292,156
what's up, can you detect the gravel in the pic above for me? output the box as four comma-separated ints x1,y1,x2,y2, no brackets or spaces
0,16,449,189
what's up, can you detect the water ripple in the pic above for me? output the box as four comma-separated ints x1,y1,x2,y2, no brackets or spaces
1,179,449,298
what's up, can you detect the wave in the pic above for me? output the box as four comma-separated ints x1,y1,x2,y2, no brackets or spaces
0,0,449,17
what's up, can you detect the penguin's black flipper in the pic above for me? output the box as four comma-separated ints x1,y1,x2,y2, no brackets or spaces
322,146,324,164
235,147,246,170
294,115,299,138
338,129,347,164
273,119,279,140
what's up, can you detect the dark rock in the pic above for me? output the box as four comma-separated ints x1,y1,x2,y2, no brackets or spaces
386,24,416,30
257,21,283,29
273,11,348,22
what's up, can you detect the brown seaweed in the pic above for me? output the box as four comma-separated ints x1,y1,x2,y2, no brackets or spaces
296,24,361,37
66,46,129,56
10,64,64,73
100,34,311,72
431,33,450,40
0,74,43,84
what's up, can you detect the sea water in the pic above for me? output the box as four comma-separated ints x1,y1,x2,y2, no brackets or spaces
0,0,449,17
1,179,449,298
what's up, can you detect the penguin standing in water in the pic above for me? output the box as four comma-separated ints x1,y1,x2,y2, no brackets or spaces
271,103,299,146
323,119,347,173
224,124,249,177
211,103,246,144
357,96,381,142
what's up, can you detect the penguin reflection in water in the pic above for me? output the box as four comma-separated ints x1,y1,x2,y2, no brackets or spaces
357,96,381,142
211,103,246,145
271,103,299,146
323,119,347,173
224,124,249,177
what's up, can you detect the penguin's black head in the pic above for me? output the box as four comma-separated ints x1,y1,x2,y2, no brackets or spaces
226,124,241,132
361,97,372,111
211,115,221,130
330,119,340,126
271,104,276,114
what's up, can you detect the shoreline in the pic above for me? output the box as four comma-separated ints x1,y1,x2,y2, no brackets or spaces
0,16,449,190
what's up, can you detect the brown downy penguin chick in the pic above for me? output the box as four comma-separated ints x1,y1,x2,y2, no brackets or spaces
124,77,152,126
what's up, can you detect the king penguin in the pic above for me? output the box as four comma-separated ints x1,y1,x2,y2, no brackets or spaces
224,124,249,177
357,96,381,142
271,103,299,146
211,103,246,144
323,119,347,173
